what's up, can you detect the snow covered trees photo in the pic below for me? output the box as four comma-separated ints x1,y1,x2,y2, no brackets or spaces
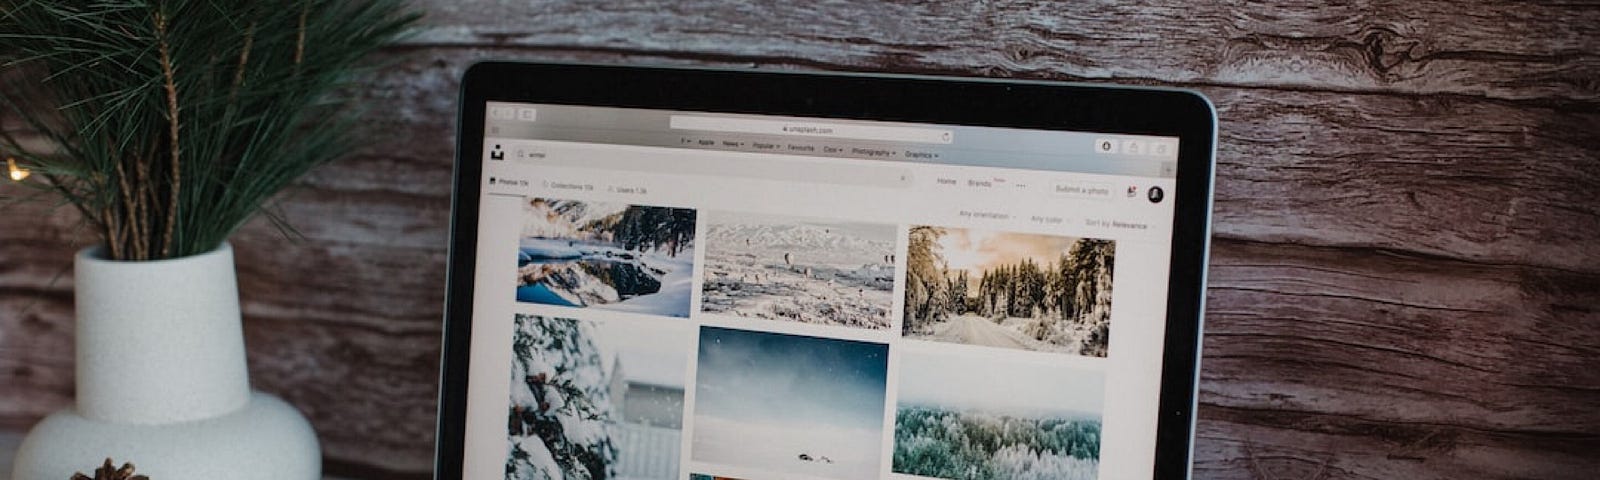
903,226,1115,357
506,314,693,480
516,198,698,317
701,212,896,329
507,315,618,480
894,407,1101,480
892,350,1104,480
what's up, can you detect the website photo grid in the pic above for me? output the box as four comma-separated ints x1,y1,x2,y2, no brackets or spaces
503,198,1116,480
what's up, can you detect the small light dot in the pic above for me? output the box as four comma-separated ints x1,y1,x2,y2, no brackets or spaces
7,158,29,182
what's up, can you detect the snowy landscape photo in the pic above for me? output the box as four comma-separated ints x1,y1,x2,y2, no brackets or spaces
892,350,1104,480
516,198,697,318
690,327,889,479
902,226,1116,357
700,212,896,330
506,314,695,480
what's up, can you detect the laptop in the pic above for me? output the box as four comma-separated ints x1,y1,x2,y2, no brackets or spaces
437,62,1215,480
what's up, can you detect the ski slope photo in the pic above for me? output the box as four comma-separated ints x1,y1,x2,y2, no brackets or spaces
902,226,1115,357
893,350,1104,480
516,198,697,318
701,212,896,329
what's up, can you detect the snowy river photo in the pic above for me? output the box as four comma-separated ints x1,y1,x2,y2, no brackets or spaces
515,198,696,318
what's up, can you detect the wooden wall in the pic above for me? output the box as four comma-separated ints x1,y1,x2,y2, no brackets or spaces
3,1,1598,478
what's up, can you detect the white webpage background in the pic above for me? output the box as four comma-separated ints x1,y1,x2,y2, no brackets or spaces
462,139,1176,480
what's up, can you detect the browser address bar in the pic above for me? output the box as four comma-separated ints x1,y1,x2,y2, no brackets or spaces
670,115,954,144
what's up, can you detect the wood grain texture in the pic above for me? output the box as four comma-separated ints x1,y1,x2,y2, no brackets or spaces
1200,239,1600,480
3,1,1598,479
409,0,1600,102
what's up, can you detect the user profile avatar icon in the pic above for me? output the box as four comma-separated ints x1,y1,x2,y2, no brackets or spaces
1147,186,1165,203
490,144,505,161
1127,185,1138,197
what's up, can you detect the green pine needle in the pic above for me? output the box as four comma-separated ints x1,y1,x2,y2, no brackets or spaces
0,0,421,260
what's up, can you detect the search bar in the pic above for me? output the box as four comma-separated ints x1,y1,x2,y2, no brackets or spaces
670,115,954,144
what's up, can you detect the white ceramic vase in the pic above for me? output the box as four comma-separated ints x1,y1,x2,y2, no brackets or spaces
11,243,320,480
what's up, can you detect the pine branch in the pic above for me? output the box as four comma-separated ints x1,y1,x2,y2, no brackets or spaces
294,1,307,68
0,0,421,260
153,6,179,259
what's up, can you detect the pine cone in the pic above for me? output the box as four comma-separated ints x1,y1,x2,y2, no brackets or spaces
70,458,149,480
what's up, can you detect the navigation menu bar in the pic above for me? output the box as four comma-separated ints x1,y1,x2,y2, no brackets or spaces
484,102,1178,178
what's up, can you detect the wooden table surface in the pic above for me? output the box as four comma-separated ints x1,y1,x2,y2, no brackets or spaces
2,1,1597,479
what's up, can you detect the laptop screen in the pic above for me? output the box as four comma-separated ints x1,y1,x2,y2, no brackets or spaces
460,102,1180,480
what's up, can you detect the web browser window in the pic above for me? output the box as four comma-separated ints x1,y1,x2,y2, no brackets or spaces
465,103,1180,480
